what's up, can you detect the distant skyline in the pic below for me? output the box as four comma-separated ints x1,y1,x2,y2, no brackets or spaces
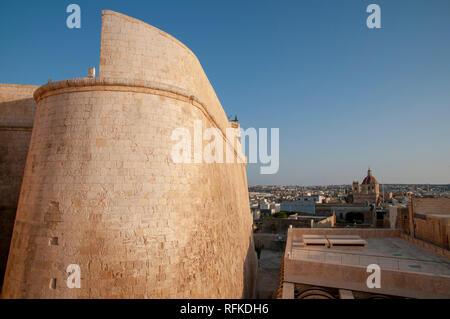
249,182,450,187
1,0,449,185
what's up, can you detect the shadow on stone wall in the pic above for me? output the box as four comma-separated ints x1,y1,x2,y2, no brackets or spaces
0,207,17,289
241,234,258,298
0,98,36,291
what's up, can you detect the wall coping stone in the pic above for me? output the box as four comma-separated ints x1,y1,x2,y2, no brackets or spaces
33,77,246,163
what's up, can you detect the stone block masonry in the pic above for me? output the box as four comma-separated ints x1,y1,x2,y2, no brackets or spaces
1,11,257,298
0,84,38,289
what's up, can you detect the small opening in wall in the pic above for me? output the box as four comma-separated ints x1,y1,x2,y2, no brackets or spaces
49,237,58,246
49,278,57,289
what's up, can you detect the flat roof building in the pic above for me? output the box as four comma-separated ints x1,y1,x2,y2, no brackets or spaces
280,228,450,299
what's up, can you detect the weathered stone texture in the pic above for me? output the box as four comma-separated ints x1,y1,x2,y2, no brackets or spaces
0,84,38,289
413,198,450,250
1,11,256,298
99,10,231,135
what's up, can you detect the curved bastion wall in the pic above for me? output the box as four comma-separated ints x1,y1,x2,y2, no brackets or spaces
99,10,232,134
1,12,256,298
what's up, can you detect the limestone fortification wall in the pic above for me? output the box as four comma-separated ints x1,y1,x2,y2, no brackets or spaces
414,197,450,215
0,84,38,288
412,198,450,249
99,10,232,135
1,11,256,298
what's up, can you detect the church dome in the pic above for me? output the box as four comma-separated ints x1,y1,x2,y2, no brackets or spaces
362,168,378,184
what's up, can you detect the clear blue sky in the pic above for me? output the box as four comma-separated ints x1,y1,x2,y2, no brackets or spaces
1,0,449,185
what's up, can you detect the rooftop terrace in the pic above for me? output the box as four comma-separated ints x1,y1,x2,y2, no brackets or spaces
283,228,450,299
